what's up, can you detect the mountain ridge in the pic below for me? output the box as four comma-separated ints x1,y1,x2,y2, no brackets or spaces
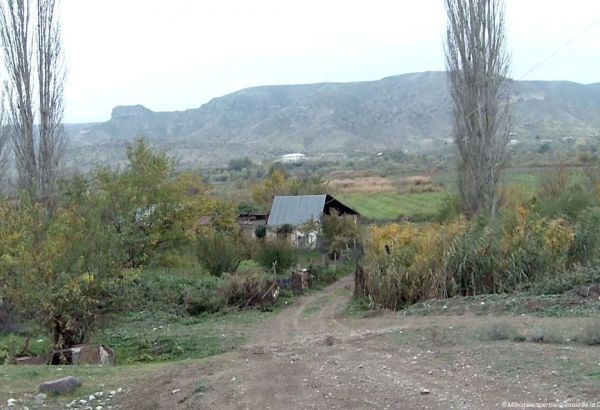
66,71,600,167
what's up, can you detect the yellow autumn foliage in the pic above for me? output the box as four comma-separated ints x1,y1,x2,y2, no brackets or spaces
363,219,468,307
361,197,586,309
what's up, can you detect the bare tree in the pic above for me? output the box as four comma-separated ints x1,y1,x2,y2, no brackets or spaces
0,0,65,204
0,95,10,189
36,0,65,202
445,0,511,216
0,0,36,195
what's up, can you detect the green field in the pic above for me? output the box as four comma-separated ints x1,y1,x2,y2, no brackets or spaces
337,168,573,221
434,170,542,190
338,191,448,221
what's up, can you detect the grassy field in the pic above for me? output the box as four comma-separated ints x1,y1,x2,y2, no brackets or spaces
339,167,590,221
0,306,277,407
338,191,448,221
0,360,170,407
0,308,274,364
95,309,269,364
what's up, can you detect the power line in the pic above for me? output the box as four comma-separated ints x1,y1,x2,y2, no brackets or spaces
516,17,600,81
458,14,600,122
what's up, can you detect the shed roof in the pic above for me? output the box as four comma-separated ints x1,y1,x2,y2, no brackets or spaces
267,195,326,227
267,195,358,227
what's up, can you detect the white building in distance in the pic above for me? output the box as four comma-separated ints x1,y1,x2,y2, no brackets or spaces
281,153,306,163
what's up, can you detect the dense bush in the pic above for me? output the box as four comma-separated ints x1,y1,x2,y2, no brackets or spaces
0,140,224,350
321,210,361,258
528,266,600,295
436,194,462,223
361,192,600,309
183,286,225,315
0,193,133,349
124,269,216,313
568,207,600,265
196,233,241,276
362,221,466,308
309,263,353,288
94,139,209,268
276,224,294,237
255,225,267,239
0,300,23,335
257,241,298,273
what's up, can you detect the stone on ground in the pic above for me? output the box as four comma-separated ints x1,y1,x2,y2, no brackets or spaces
39,376,82,395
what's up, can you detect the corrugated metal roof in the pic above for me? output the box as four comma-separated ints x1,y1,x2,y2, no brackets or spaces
267,195,326,227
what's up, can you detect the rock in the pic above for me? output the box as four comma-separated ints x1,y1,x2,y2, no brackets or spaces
89,394,96,401
96,407,103,410
109,391,116,396
117,388,123,393
35,393,47,403
171,389,181,395
7,398,17,406
79,399,88,405
419,388,431,395
39,376,82,395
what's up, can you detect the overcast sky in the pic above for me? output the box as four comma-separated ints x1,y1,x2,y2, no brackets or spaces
61,0,600,123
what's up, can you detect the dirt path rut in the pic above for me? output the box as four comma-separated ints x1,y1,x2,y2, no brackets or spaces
119,276,598,409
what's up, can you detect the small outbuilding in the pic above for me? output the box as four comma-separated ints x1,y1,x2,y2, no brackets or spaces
281,153,306,163
266,194,359,248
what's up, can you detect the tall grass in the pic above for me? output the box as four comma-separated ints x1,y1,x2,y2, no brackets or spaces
361,166,600,309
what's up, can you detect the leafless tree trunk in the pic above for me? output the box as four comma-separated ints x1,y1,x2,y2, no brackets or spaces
0,0,65,204
36,0,65,203
0,95,10,190
0,0,36,195
445,0,511,216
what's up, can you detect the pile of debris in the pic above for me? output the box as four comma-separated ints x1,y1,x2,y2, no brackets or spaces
10,338,115,366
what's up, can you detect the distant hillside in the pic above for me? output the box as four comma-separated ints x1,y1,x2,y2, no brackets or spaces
66,71,600,167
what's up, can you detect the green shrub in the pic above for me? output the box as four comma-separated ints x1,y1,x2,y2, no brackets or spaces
436,194,462,223
126,269,217,313
183,286,225,315
151,250,197,269
255,225,266,239
568,207,600,265
446,216,503,295
310,264,338,287
257,241,298,273
535,187,595,220
276,224,294,237
0,194,132,349
528,266,600,295
196,233,241,276
322,210,361,257
0,301,23,335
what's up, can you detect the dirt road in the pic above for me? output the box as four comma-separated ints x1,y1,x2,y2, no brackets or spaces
119,276,600,409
